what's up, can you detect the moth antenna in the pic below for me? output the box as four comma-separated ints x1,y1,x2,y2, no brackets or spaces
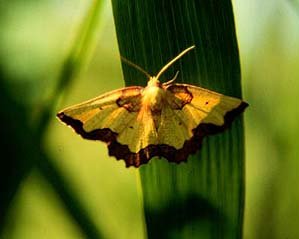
163,71,180,86
156,45,195,80
121,56,151,79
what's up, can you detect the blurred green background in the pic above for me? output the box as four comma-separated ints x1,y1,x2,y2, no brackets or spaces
0,0,299,238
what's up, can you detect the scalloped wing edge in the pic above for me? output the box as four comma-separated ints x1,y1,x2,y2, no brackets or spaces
57,101,248,167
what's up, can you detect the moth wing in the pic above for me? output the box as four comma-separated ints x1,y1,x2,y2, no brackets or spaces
57,86,160,167
108,103,159,167
57,86,143,140
157,83,248,162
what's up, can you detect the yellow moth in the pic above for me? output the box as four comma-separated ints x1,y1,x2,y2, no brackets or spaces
57,46,248,167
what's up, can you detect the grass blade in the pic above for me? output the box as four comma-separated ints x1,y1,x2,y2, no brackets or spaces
112,0,245,238
36,0,104,136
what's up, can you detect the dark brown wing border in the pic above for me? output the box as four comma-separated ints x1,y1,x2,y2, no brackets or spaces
57,101,248,167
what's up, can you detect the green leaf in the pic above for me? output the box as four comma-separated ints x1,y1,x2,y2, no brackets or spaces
112,1,245,238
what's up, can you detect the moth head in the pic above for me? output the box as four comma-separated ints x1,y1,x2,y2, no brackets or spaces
147,77,161,87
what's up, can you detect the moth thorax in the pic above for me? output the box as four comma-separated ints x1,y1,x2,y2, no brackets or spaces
142,85,164,112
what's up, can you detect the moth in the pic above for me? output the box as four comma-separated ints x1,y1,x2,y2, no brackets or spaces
57,46,248,167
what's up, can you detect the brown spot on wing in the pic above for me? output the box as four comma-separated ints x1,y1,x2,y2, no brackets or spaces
116,93,142,112
57,101,248,167
164,84,193,109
